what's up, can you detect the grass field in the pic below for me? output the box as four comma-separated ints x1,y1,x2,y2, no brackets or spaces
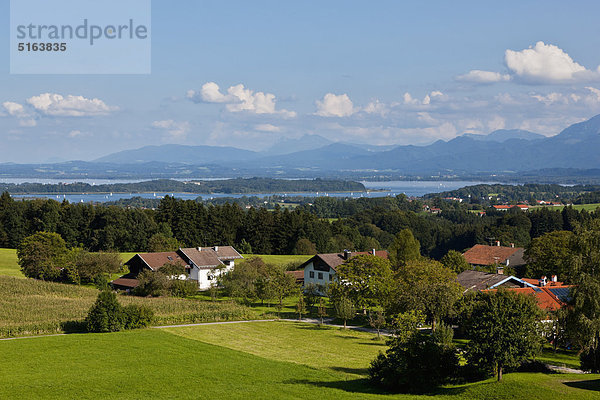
242,254,311,267
0,248,20,277
0,248,138,278
1,322,599,399
0,275,257,337
530,204,600,212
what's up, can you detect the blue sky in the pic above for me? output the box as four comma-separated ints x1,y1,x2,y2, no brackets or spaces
1,0,600,162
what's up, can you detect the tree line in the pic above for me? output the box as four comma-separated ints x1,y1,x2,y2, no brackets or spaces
1,192,599,263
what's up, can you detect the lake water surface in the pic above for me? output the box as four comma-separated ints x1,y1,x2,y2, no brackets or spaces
7,179,499,203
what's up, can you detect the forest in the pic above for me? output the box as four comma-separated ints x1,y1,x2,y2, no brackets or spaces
0,178,365,194
1,191,598,261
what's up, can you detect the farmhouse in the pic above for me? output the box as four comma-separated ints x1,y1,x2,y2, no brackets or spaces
457,270,572,312
300,249,389,288
463,243,526,272
111,246,243,291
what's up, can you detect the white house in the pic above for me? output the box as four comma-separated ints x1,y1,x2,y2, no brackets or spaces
112,246,243,291
301,249,390,289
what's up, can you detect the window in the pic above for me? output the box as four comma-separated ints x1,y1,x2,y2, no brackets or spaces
318,272,323,280
309,271,315,279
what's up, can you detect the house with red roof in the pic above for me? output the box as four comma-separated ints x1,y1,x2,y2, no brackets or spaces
463,243,526,272
111,246,243,291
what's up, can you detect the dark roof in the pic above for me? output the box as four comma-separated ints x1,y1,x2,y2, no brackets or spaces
204,246,244,260
179,248,223,268
304,250,389,272
456,270,514,292
463,244,524,266
129,252,187,271
110,277,140,289
286,270,304,283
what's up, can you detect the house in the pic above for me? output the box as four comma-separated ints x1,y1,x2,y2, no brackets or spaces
456,270,538,293
492,204,529,211
300,249,389,289
463,243,526,272
111,246,243,291
457,270,572,312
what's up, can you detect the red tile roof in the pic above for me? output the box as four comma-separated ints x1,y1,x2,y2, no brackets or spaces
463,244,523,266
484,285,571,312
110,277,140,289
286,270,304,283
133,252,187,271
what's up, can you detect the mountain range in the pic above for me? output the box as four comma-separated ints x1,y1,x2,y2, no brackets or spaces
2,114,600,179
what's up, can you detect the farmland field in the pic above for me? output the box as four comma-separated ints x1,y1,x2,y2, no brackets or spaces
1,322,599,399
0,275,257,337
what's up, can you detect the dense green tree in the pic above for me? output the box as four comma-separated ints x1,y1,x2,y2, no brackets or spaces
440,250,470,274
147,233,180,252
17,231,69,281
294,238,317,255
71,250,122,284
391,259,462,330
332,254,394,312
369,321,459,392
524,230,574,281
388,229,421,267
464,290,544,381
334,295,356,329
85,290,125,333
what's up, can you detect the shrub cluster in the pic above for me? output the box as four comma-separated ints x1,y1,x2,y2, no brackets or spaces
85,290,154,333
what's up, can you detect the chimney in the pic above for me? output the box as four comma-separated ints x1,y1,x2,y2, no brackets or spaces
344,249,351,260
213,246,219,252
539,276,547,287
371,248,376,256
510,243,514,248
496,266,504,275
496,241,501,247
551,275,558,282
197,247,202,252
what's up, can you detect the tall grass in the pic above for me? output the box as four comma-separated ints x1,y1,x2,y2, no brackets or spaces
0,276,256,337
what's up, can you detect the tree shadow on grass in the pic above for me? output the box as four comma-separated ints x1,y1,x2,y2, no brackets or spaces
329,366,369,375
284,378,468,396
564,379,600,391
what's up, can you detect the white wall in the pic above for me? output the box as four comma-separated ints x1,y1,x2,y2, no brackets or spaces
303,261,334,287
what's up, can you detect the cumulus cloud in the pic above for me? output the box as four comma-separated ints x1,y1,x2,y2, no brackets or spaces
456,70,511,83
505,41,598,83
26,93,117,117
2,101,37,127
152,120,191,138
187,82,296,117
254,123,281,132
363,100,388,116
403,91,445,106
315,93,355,117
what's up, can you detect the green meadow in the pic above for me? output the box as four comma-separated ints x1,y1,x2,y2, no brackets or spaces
1,322,599,399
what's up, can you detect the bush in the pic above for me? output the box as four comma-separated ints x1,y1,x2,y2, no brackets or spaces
85,291,125,333
134,270,170,297
169,279,198,298
122,304,154,329
369,324,459,392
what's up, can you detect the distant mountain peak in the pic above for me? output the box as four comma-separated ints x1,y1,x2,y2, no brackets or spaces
462,129,544,142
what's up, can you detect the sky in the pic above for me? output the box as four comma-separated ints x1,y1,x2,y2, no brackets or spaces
1,0,600,163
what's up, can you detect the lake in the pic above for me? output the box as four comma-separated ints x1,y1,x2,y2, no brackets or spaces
7,179,498,203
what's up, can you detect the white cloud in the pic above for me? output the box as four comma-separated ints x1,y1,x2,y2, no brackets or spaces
254,123,281,132
152,120,191,138
26,93,117,117
456,70,511,83
403,91,445,106
315,93,355,117
363,100,388,116
3,101,27,117
187,82,296,117
2,101,36,127
505,41,598,83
